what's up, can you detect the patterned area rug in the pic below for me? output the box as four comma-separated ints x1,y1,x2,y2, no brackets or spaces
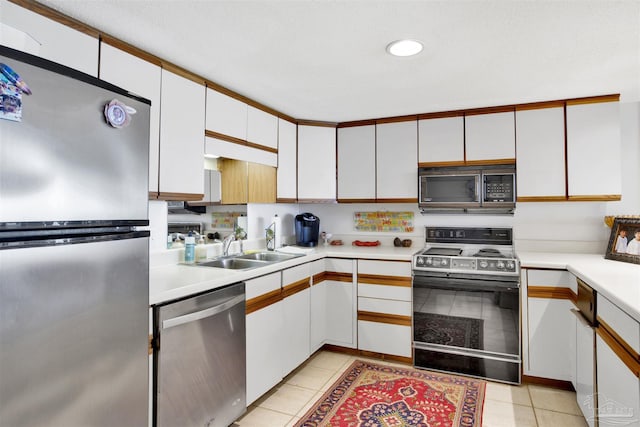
295,360,485,427
413,312,483,349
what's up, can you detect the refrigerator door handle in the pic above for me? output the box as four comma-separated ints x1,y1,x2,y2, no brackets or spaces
162,294,245,329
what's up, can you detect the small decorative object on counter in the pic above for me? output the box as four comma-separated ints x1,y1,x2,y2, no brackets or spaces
352,240,381,247
330,240,343,246
402,239,412,247
265,224,275,251
394,237,402,247
166,234,173,249
184,231,196,264
321,231,333,246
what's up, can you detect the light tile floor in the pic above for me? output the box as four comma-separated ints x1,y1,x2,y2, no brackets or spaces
235,350,588,427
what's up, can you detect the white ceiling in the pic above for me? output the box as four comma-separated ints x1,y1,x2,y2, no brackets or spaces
42,0,640,123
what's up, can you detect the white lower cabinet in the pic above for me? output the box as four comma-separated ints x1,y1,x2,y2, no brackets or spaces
574,311,596,427
356,260,412,358
309,260,327,353
281,263,311,377
245,272,283,405
596,334,640,427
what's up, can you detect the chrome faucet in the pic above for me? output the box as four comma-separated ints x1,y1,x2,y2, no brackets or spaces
222,233,236,256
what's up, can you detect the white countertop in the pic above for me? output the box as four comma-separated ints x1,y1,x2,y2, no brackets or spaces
518,251,640,323
150,245,417,305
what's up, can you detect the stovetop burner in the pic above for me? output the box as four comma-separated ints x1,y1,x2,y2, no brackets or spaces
422,247,463,257
413,226,519,276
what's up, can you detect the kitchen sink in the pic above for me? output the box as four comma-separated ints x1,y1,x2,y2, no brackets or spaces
235,252,303,262
197,257,269,270
194,251,303,270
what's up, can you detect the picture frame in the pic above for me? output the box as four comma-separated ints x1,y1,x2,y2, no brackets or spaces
605,217,640,265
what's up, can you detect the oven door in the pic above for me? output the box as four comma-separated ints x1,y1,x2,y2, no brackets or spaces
413,272,521,383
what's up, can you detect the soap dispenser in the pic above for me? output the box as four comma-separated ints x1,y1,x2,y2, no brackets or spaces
184,231,196,264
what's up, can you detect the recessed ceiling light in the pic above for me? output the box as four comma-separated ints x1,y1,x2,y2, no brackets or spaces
386,39,423,57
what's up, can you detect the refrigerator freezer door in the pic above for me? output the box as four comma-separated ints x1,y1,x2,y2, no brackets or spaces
0,234,149,427
0,48,150,227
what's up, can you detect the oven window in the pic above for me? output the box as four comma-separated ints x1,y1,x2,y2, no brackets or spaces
413,284,519,356
420,174,479,203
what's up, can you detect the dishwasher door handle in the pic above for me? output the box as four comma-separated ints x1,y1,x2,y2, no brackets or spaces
162,294,245,329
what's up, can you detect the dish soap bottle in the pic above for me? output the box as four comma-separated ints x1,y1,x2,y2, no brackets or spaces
184,231,196,264
196,235,206,262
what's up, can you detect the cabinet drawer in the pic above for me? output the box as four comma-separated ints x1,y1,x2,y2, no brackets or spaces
245,272,281,300
358,321,411,357
358,259,411,277
358,297,411,316
598,294,640,354
358,283,411,301
526,269,576,294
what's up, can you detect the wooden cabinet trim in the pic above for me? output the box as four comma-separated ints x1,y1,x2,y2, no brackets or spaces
157,192,204,201
205,130,278,154
375,198,419,204
246,288,283,315
418,110,465,120
358,274,412,287
358,310,412,326
566,94,620,106
419,159,515,168
9,0,100,38
517,196,568,202
597,318,640,378
375,115,419,124
282,278,310,298
515,101,566,111
527,286,577,303
297,119,338,128
276,197,297,204
296,198,338,204
567,195,622,202
313,271,352,285
337,119,377,128
337,198,378,204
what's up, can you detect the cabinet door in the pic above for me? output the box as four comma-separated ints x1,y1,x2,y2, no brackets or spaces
376,121,417,201
297,125,336,201
247,106,278,150
515,106,566,200
202,169,221,203
2,1,98,76
282,263,311,376
205,89,247,140
418,116,464,164
566,100,621,199
574,313,596,427
158,70,205,199
219,159,248,204
596,334,640,427
526,297,573,381
277,119,297,202
358,321,412,358
245,272,283,405
99,43,161,195
325,258,356,348
248,162,276,203
337,125,376,201
205,137,276,166
465,111,515,162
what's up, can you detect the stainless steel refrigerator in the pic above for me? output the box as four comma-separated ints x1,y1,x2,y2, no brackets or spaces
0,46,150,426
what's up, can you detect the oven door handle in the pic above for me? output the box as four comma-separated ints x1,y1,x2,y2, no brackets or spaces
412,275,519,292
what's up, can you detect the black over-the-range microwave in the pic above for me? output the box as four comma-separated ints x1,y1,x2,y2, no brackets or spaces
418,164,516,214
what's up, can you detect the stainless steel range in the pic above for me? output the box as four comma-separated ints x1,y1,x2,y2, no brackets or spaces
412,227,521,384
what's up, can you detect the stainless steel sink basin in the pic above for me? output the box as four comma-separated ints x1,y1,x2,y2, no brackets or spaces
236,252,302,262
197,257,269,270
194,251,303,270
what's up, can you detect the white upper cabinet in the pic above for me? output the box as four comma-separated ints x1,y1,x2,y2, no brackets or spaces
158,70,205,198
1,1,98,76
418,115,464,164
247,106,278,150
376,121,417,201
205,89,247,140
566,99,621,199
297,125,336,200
515,105,566,200
276,118,297,201
99,43,161,195
205,137,277,167
465,110,515,162
337,125,376,201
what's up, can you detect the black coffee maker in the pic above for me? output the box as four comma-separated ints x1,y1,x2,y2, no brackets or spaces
295,213,320,247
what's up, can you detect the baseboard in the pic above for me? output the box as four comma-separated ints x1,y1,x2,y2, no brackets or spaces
321,344,413,365
522,374,575,391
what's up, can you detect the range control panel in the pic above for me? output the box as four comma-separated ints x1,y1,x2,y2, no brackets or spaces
414,256,518,275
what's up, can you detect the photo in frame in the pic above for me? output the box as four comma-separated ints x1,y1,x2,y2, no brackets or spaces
605,217,640,265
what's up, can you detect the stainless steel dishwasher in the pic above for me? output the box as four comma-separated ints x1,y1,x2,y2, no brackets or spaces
154,282,246,427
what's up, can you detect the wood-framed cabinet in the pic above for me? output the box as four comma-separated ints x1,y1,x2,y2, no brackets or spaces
356,259,412,360
464,108,515,163
218,158,276,204
376,120,418,202
297,124,336,201
276,118,297,202
418,113,464,165
99,42,162,197
516,95,622,202
337,124,376,202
